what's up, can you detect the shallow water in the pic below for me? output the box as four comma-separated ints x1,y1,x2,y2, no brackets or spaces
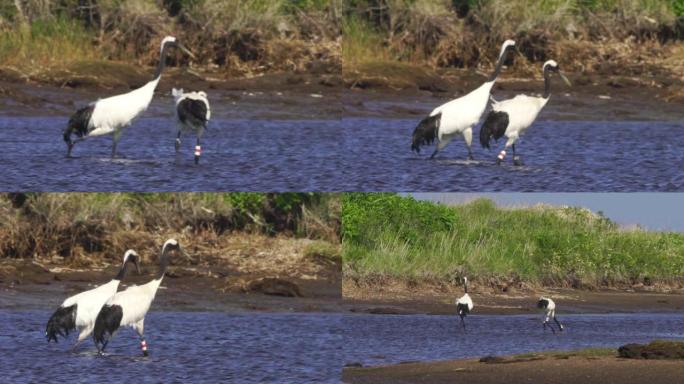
342,118,684,191
0,310,342,383
0,117,341,191
343,313,684,367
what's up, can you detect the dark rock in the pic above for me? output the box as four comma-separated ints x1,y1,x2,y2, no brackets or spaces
245,277,302,297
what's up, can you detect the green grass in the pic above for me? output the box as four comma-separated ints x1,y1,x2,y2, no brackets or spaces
343,193,684,287
0,17,100,68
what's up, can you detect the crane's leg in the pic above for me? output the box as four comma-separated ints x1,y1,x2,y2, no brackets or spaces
175,130,182,152
460,314,467,332
462,127,474,161
496,136,517,165
430,134,453,159
111,130,122,158
194,135,201,164
134,320,148,356
553,316,564,332
512,144,524,166
70,325,92,353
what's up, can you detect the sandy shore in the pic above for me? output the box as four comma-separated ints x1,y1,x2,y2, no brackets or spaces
342,354,684,384
344,280,684,315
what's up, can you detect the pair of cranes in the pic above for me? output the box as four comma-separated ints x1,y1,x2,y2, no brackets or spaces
412,40,571,165
63,36,211,164
45,239,190,356
455,277,564,333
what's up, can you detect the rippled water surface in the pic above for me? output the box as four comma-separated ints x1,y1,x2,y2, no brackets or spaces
0,310,342,383
0,117,341,191
343,313,684,366
342,118,684,191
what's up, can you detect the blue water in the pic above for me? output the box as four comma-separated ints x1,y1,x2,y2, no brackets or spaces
343,313,684,366
342,118,684,191
2,117,683,191
0,117,341,191
0,310,342,383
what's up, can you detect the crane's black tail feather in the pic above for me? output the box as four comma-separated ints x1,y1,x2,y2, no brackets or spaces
45,304,77,343
411,113,441,153
479,111,509,149
93,304,123,350
64,104,94,143
456,303,470,317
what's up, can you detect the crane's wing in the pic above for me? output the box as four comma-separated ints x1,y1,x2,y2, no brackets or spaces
177,98,209,127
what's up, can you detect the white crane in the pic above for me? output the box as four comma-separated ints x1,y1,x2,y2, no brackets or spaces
93,239,191,356
172,88,211,164
479,60,571,165
45,250,140,351
63,36,195,158
411,40,516,160
455,277,473,331
537,296,564,333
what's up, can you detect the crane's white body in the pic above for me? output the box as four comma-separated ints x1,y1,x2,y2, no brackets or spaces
540,296,556,321
87,79,160,138
431,81,494,146
490,93,549,148
104,277,163,332
60,279,121,341
455,292,474,312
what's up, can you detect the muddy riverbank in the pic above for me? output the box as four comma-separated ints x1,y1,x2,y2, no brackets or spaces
0,244,341,313
342,353,684,384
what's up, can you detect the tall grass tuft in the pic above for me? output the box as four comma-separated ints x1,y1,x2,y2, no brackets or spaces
343,193,684,288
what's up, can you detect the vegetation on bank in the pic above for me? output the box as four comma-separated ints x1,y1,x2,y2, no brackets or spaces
0,193,340,262
343,193,684,288
343,0,684,84
0,0,340,77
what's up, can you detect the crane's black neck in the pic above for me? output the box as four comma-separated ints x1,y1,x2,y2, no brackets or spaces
153,43,172,81
464,280,468,294
156,247,171,280
488,50,508,82
114,258,130,281
543,67,552,99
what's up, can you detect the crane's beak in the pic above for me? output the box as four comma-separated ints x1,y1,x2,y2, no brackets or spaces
559,72,572,87
178,43,196,60
133,256,141,274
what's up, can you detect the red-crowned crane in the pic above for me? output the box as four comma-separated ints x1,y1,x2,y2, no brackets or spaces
45,250,140,351
93,239,191,356
537,296,564,333
63,36,195,158
479,60,571,165
455,277,473,331
411,40,516,160
172,88,211,164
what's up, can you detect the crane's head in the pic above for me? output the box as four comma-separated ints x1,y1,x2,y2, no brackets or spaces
543,60,571,86
160,238,194,263
123,249,141,274
160,35,196,60
498,39,516,60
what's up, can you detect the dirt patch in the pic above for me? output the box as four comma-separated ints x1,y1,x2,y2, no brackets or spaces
618,341,684,360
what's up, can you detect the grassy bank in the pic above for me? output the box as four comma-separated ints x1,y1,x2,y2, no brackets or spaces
0,193,340,264
343,193,684,289
0,0,341,79
343,0,684,89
